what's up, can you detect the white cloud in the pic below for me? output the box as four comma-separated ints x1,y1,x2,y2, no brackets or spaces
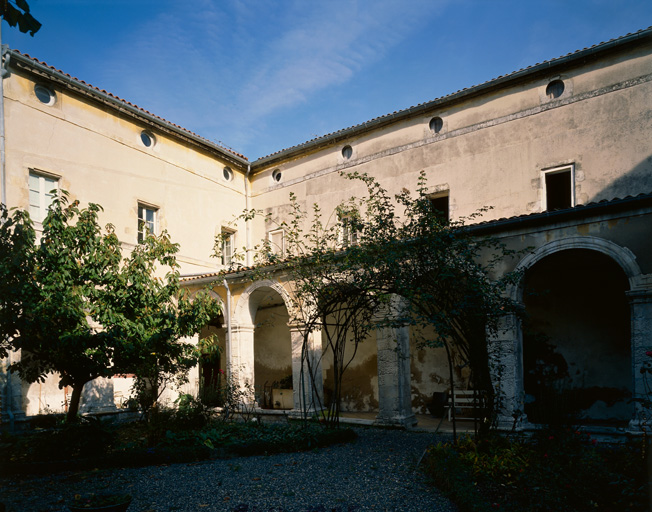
97,0,447,156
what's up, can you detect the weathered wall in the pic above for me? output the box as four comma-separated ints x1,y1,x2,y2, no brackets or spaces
321,318,379,412
4,68,247,276
253,304,293,405
248,41,652,249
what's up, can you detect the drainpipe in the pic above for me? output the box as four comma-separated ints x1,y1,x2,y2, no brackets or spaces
245,163,252,266
0,27,9,206
0,27,14,431
223,277,232,380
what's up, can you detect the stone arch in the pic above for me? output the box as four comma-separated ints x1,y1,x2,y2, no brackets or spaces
232,279,298,409
188,289,227,406
233,279,297,328
511,236,640,426
511,236,642,301
189,287,225,306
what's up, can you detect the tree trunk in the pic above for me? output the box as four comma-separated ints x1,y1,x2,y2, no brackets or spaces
444,341,457,442
66,383,84,423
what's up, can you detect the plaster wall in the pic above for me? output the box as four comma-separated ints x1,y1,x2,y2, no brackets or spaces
253,304,293,398
248,44,652,247
3,70,247,275
321,319,379,412
410,325,453,414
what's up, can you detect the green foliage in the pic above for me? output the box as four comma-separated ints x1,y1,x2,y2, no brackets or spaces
221,171,522,431
0,204,34,360
423,431,647,511
0,415,356,472
1,417,115,465
0,0,41,36
0,196,221,422
1,196,125,421
173,393,212,429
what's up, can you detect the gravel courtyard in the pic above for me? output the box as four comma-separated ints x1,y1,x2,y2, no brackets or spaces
1,427,457,512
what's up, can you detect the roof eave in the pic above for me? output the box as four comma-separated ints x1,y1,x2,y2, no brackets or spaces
7,50,249,168
252,26,652,170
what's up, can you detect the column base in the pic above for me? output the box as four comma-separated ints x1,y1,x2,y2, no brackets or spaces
627,418,652,433
288,407,325,420
374,413,417,428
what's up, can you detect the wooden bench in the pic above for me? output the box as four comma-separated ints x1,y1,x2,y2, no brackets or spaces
447,389,486,421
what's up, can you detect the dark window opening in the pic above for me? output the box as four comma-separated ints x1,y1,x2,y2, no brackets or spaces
429,116,443,134
546,80,565,99
430,195,449,222
545,170,572,210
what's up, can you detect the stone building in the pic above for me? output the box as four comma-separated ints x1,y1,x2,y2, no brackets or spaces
2,27,652,431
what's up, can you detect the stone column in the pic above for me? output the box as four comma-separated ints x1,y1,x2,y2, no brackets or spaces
289,325,324,417
375,303,416,427
2,350,25,427
229,324,256,403
180,334,201,397
488,312,527,430
627,286,652,432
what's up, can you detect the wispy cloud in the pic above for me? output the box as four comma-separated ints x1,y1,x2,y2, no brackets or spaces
98,0,447,157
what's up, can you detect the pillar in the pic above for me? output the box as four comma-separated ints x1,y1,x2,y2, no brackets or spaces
229,323,256,403
627,286,652,432
488,312,527,430
289,325,324,416
374,301,416,427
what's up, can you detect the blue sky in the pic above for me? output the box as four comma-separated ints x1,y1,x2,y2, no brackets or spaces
4,1,652,160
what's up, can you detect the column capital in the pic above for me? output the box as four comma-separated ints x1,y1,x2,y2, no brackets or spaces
627,287,652,304
231,323,255,335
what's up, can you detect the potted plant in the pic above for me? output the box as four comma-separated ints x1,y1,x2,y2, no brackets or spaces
67,493,132,512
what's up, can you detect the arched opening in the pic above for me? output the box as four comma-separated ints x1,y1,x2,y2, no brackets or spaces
522,249,632,425
251,287,293,409
198,312,226,407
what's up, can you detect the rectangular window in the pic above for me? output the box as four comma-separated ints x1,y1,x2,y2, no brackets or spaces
221,229,235,266
28,170,58,223
429,193,450,223
339,214,360,247
138,204,157,243
543,165,574,211
268,229,285,257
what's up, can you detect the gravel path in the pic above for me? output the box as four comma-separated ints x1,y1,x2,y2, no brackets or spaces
1,428,457,512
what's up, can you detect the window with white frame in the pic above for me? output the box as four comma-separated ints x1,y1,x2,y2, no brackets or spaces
137,203,158,243
543,165,575,211
28,170,59,223
339,212,360,247
267,228,285,257
221,228,235,266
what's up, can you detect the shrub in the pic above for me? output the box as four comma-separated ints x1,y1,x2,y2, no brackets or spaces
422,430,647,512
173,393,212,429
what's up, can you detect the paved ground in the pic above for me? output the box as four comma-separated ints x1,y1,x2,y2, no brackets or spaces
1,427,458,512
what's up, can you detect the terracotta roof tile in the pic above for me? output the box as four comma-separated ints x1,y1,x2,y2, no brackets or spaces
13,50,247,161
256,26,652,162
181,192,652,283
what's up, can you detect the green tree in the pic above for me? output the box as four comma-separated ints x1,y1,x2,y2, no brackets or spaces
107,233,221,419
1,0,41,36
229,171,520,434
0,195,219,422
344,171,522,436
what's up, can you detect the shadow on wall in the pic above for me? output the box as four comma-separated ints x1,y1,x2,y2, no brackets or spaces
79,377,115,413
522,249,632,425
592,154,652,203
